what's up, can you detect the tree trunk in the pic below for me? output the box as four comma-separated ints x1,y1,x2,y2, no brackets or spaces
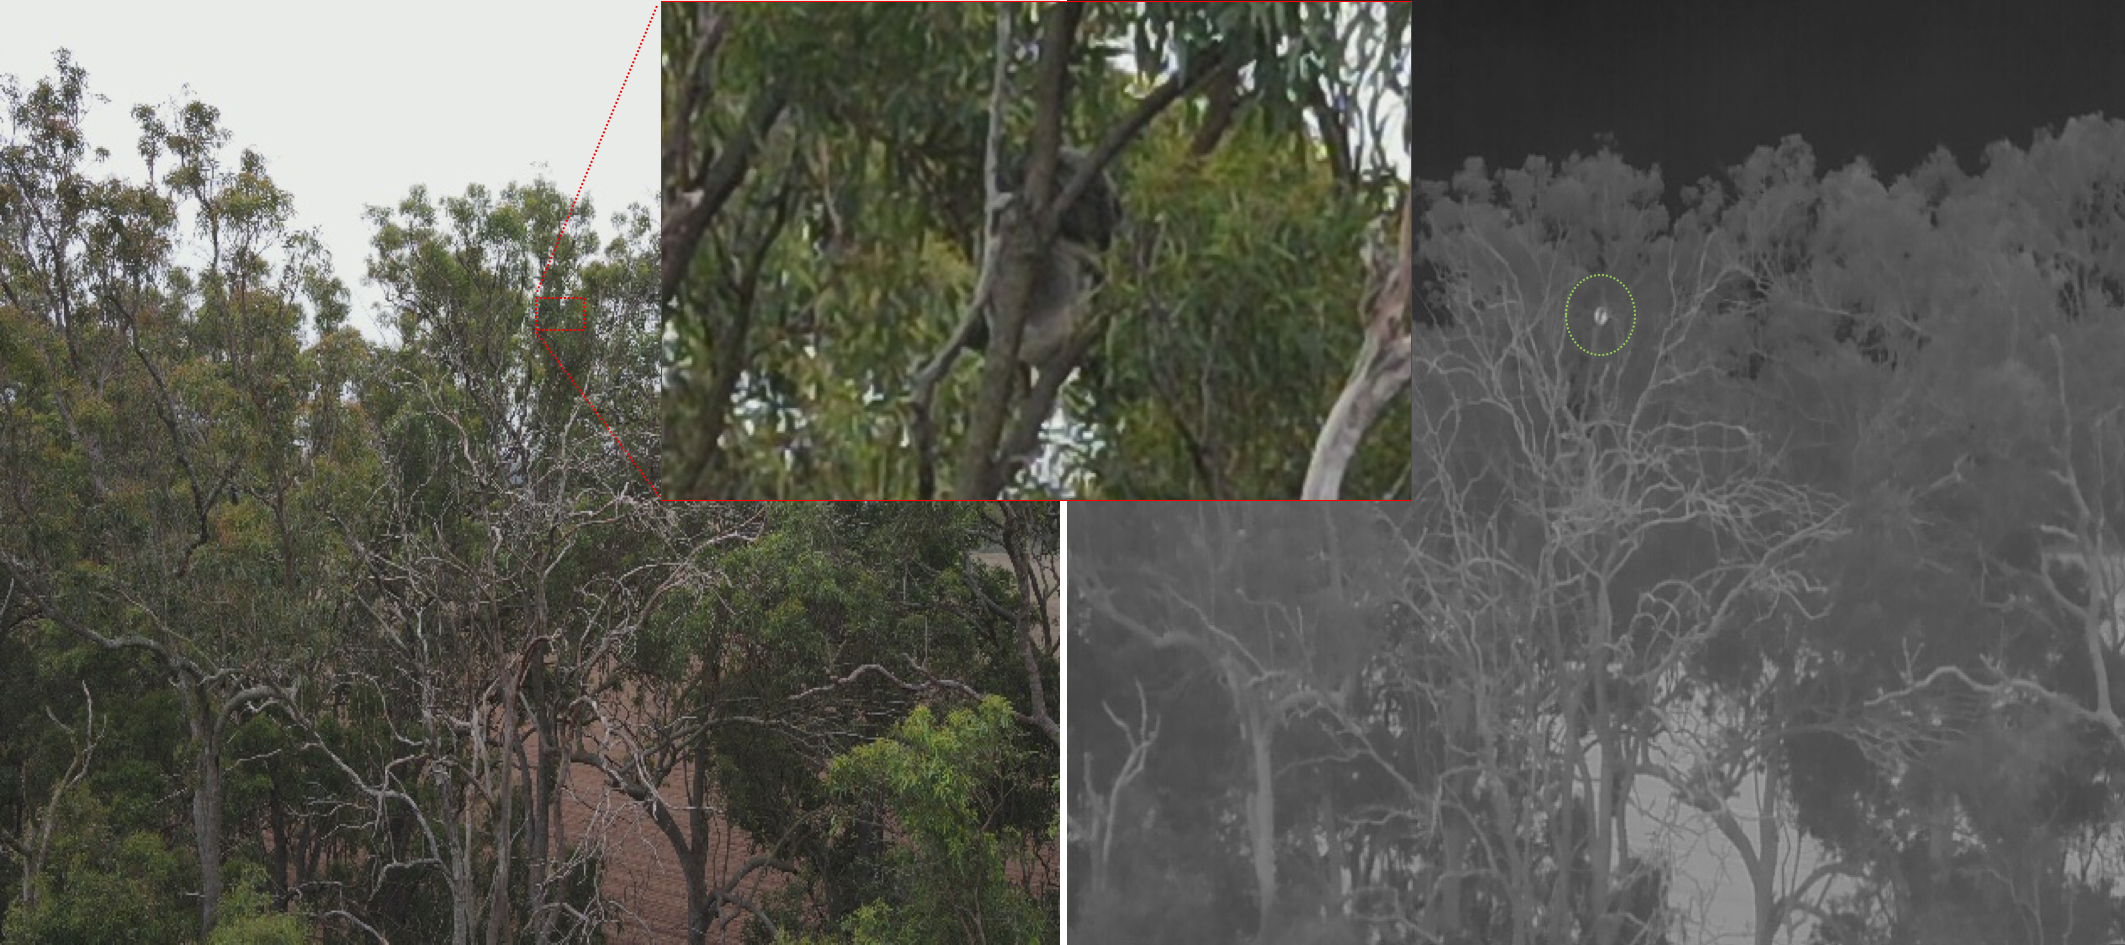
1303,198,1414,499
184,679,226,938
1240,692,1278,941
688,756,714,945
486,663,518,945
526,679,558,945
1425,816,1468,938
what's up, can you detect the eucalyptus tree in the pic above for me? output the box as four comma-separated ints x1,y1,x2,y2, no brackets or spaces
272,176,680,945
0,54,359,939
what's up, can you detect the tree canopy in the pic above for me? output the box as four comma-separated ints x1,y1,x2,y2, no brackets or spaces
0,51,1061,945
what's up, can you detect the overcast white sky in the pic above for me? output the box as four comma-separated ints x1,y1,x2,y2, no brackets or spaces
2,1,660,342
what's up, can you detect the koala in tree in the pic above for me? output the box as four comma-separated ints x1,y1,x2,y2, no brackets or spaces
963,146,1122,369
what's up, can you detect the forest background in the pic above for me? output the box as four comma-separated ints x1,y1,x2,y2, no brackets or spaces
0,42,1063,945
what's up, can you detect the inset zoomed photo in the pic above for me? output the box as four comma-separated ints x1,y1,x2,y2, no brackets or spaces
659,2,1413,499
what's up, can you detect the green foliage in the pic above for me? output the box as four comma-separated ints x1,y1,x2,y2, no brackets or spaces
2,793,191,945
1076,125,1393,497
206,862,311,945
2,49,1058,945
817,697,1050,945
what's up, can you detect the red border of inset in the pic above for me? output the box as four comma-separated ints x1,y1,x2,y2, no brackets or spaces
649,2,1417,502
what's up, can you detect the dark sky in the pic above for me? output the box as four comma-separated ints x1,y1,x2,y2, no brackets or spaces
1412,0,2125,193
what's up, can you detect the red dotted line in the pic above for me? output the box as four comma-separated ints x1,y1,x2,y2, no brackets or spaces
531,3,660,492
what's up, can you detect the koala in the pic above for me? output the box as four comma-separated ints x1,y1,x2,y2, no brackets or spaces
963,146,1122,369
